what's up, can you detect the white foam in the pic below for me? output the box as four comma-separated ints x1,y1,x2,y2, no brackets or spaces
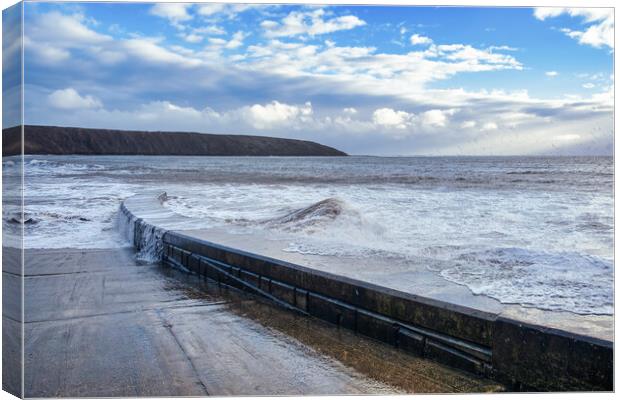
166,185,613,314
439,247,613,315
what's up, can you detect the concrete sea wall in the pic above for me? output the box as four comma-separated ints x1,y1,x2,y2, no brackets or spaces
120,193,613,392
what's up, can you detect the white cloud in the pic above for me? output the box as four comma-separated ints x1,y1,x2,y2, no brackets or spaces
48,88,102,110
422,109,454,127
435,44,522,69
554,134,581,141
372,108,414,129
262,8,365,38
534,8,613,49
197,4,265,20
488,45,518,51
242,40,522,93
181,33,204,43
150,4,193,23
461,120,477,129
27,89,613,155
499,111,539,129
226,31,248,49
208,38,227,46
196,25,227,35
151,4,230,41
545,71,558,77
481,122,498,131
410,34,433,45
534,8,612,23
26,12,205,68
197,4,226,17
553,133,581,142
24,36,71,64
533,8,566,20
133,101,207,122
343,107,358,115
576,72,607,81
583,83,596,89
206,31,249,51
27,11,111,46
242,100,313,129
34,99,318,134
122,38,203,67
562,22,613,49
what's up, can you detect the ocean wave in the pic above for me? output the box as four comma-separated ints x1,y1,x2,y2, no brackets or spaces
4,212,38,225
224,197,364,234
506,170,547,175
218,197,395,258
576,212,613,233
25,159,106,176
5,211,93,225
262,197,346,232
439,247,614,315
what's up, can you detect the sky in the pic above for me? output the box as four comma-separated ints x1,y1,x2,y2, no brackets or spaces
6,1,615,155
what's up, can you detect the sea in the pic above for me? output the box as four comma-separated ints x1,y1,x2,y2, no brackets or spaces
2,155,614,315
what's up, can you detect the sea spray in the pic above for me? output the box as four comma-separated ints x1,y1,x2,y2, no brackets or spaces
134,222,167,263
118,201,166,263
262,197,344,232
118,204,136,247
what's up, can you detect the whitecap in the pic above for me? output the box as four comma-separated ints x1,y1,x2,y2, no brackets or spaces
439,247,613,315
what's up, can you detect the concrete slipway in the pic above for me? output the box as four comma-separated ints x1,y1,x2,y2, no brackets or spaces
120,192,613,392
13,246,501,397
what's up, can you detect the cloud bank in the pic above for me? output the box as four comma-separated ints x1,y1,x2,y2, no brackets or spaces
21,5,614,156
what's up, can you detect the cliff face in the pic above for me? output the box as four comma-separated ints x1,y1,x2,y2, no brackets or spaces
2,125,347,157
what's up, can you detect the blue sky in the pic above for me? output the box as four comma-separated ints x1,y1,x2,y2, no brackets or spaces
10,2,614,155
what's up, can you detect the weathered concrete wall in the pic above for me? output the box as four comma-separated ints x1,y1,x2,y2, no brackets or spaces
2,2,24,397
121,194,614,392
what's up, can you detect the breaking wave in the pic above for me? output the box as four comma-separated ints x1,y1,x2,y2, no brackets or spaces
226,197,366,234
439,247,614,315
4,211,92,225
261,198,346,232
25,158,106,176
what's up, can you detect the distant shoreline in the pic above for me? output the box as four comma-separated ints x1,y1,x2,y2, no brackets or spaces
2,125,347,157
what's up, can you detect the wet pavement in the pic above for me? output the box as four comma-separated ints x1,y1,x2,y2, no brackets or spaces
19,247,503,397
